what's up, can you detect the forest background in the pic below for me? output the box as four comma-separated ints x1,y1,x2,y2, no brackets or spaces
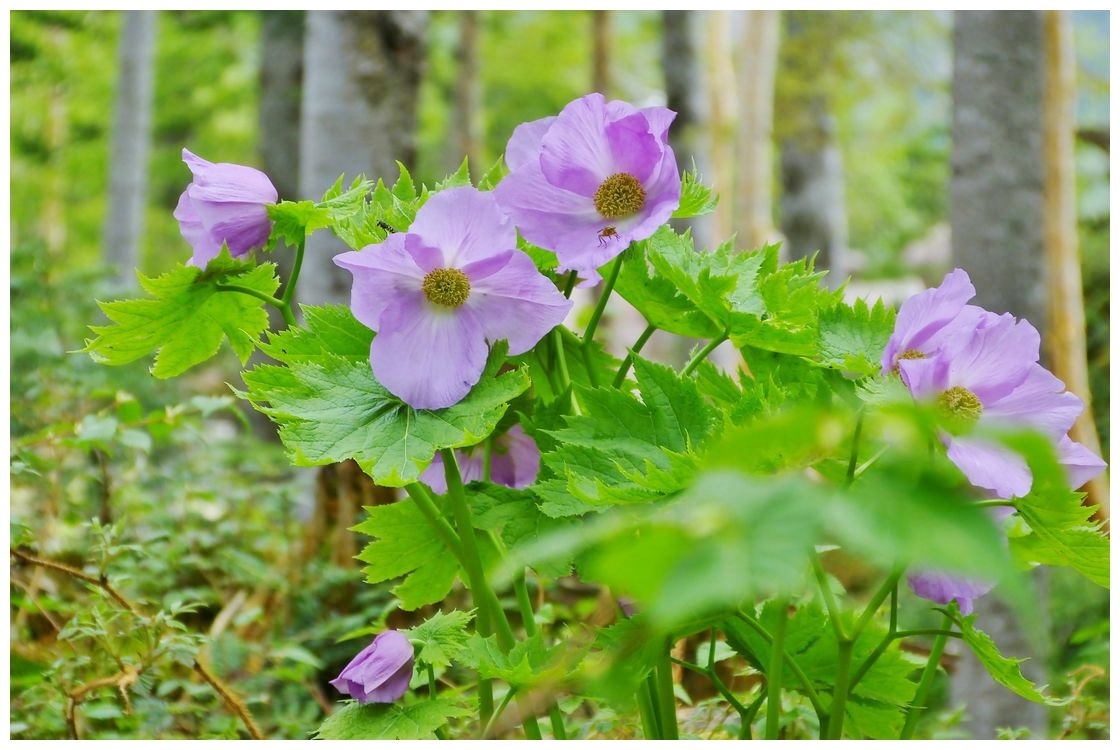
8,9,1111,740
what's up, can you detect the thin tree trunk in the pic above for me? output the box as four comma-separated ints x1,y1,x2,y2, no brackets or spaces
949,10,1049,739
591,10,611,95
298,10,428,308
732,10,781,252
103,10,157,289
704,11,737,244
451,10,484,176
1041,10,1108,519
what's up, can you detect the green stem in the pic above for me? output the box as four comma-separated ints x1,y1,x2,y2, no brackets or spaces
582,254,623,347
734,612,826,721
562,270,578,298
850,568,903,643
681,333,729,377
403,484,465,566
440,450,540,740
827,638,854,739
764,600,789,740
846,410,864,487
548,705,568,740
481,688,517,738
811,551,848,642
636,676,661,740
551,328,580,415
974,499,1017,510
655,639,679,739
612,323,657,388
215,283,294,326
742,690,768,739
899,614,954,739
279,235,306,311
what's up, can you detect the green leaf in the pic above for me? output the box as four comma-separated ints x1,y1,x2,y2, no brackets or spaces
400,610,474,668
353,499,460,610
816,296,895,377
434,157,472,190
241,312,529,485
329,164,426,251
1006,433,1109,587
85,253,279,378
532,356,722,516
469,482,576,578
268,176,374,249
465,633,569,687
313,698,469,740
671,168,718,219
949,610,1064,705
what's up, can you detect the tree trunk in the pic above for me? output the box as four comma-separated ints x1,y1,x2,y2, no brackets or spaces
776,13,848,284
1041,10,1108,518
703,11,737,246
451,10,484,176
949,10,1049,739
102,10,157,289
591,10,611,95
298,10,428,308
731,10,781,252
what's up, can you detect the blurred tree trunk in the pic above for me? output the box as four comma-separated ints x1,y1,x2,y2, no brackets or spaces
1042,10,1108,518
704,11,737,245
248,10,305,442
451,10,484,175
949,10,1049,739
776,13,848,284
102,10,157,289
731,10,780,252
298,10,428,308
591,10,611,95
663,10,714,252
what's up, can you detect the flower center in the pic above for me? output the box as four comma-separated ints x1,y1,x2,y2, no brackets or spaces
892,348,926,374
937,385,983,425
422,268,471,308
593,172,646,220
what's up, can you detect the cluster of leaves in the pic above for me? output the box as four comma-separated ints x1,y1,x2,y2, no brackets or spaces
76,162,1110,740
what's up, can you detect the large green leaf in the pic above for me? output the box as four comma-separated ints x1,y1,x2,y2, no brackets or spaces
532,356,722,516
85,252,278,378
241,309,530,486
671,168,719,219
816,296,895,377
949,610,1063,706
400,610,475,668
353,499,460,610
314,698,469,740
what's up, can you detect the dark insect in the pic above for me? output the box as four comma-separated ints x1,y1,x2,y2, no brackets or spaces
377,220,398,234
597,226,618,245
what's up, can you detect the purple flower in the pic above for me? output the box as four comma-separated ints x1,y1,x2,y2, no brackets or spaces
1057,436,1108,490
906,571,994,616
880,268,987,374
421,424,541,493
173,148,278,267
334,187,572,410
494,93,681,283
900,315,1086,499
329,630,415,704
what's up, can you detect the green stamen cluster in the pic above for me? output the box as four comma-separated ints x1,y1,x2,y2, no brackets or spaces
422,267,471,308
593,172,646,219
937,385,983,425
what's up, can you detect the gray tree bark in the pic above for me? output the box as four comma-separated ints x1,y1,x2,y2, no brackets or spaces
260,11,304,202
776,13,848,285
102,10,157,289
298,10,428,308
450,10,483,176
949,10,1050,740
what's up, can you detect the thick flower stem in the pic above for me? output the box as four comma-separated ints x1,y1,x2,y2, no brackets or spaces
613,323,657,388
654,639,679,739
551,328,581,415
636,677,662,739
764,599,789,740
899,613,954,739
582,254,624,349
681,332,729,377
826,638,855,739
734,612,826,721
404,484,466,567
279,235,307,324
440,450,541,740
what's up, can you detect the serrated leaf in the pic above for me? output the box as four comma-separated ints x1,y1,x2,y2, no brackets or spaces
313,698,469,740
434,158,472,190
672,168,718,219
469,483,576,578
242,338,529,486
816,296,896,377
465,633,569,687
1005,433,1109,587
353,500,460,610
533,356,721,516
949,610,1063,705
85,253,278,378
261,304,373,363
400,610,475,668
